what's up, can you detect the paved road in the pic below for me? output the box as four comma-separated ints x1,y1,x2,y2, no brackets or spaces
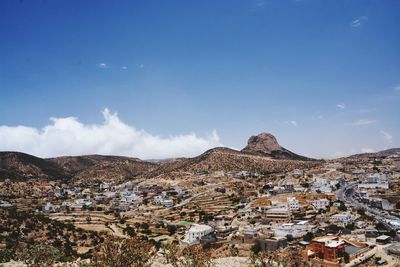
339,181,400,242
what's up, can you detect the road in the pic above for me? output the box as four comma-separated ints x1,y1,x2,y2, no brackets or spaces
338,181,400,242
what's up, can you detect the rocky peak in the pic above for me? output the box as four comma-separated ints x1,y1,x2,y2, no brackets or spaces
241,132,311,160
242,133,282,154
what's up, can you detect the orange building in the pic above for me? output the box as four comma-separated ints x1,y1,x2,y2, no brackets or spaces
304,236,345,267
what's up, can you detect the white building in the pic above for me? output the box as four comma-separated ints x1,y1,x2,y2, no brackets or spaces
274,221,315,238
287,197,299,211
186,224,213,244
293,169,303,177
330,213,354,225
358,173,389,189
71,199,93,208
42,202,60,213
312,199,330,210
161,199,174,208
99,182,111,191
311,177,333,193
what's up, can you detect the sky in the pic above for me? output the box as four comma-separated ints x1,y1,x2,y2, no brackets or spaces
0,0,399,159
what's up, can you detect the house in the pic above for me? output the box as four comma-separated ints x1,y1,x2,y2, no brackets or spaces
185,224,213,244
42,202,60,213
0,201,13,208
287,197,299,211
71,199,93,208
273,220,315,238
330,213,354,226
376,235,391,244
265,207,292,223
305,236,345,266
99,182,111,191
293,169,303,177
257,237,288,251
303,236,369,267
358,173,389,189
161,199,174,208
312,199,330,210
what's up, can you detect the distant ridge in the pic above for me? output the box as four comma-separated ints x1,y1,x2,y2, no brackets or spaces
348,148,400,159
0,152,156,182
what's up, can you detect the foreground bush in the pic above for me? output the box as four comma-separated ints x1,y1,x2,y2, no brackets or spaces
93,236,155,267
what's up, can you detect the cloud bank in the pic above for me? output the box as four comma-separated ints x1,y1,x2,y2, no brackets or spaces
0,109,222,159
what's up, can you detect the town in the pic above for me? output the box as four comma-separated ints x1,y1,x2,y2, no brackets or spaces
1,146,400,266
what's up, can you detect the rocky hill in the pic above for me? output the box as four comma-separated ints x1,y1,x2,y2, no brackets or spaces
0,152,68,181
0,133,319,182
241,132,312,160
348,148,400,159
144,147,321,178
0,152,157,183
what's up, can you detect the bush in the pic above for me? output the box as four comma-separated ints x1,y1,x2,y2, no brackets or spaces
0,248,15,263
93,236,155,267
167,225,177,236
19,244,67,266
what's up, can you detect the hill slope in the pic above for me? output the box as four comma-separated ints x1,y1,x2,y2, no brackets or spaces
144,147,321,178
0,152,157,183
0,152,68,181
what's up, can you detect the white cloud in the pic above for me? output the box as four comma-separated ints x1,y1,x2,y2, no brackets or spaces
361,148,375,153
349,119,376,126
97,63,108,69
121,66,128,70
139,64,145,69
394,84,400,91
351,16,368,28
0,109,222,159
336,103,345,110
380,130,393,146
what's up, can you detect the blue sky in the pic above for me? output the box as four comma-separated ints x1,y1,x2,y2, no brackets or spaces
0,0,399,159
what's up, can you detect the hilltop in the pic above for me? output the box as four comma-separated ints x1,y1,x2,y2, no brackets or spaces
241,132,312,161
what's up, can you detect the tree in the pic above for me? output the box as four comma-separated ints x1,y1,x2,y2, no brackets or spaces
343,251,350,263
18,244,66,267
93,236,155,267
179,244,214,267
167,224,177,236
303,232,314,242
163,242,179,267
124,225,136,237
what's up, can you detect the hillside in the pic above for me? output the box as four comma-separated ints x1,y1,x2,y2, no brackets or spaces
144,147,321,178
348,148,400,159
0,152,157,183
0,152,68,181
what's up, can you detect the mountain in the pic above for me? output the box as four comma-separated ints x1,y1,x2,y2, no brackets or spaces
241,132,312,160
0,152,68,181
144,147,321,178
0,152,157,183
0,133,317,182
348,148,400,159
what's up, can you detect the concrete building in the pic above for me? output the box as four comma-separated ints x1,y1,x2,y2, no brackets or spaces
186,224,213,244
287,197,299,211
305,236,345,266
265,207,292,223
273,220,315,238
312,199,330,210
330,213,354,226
358,173,389,189
42,202,60,213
